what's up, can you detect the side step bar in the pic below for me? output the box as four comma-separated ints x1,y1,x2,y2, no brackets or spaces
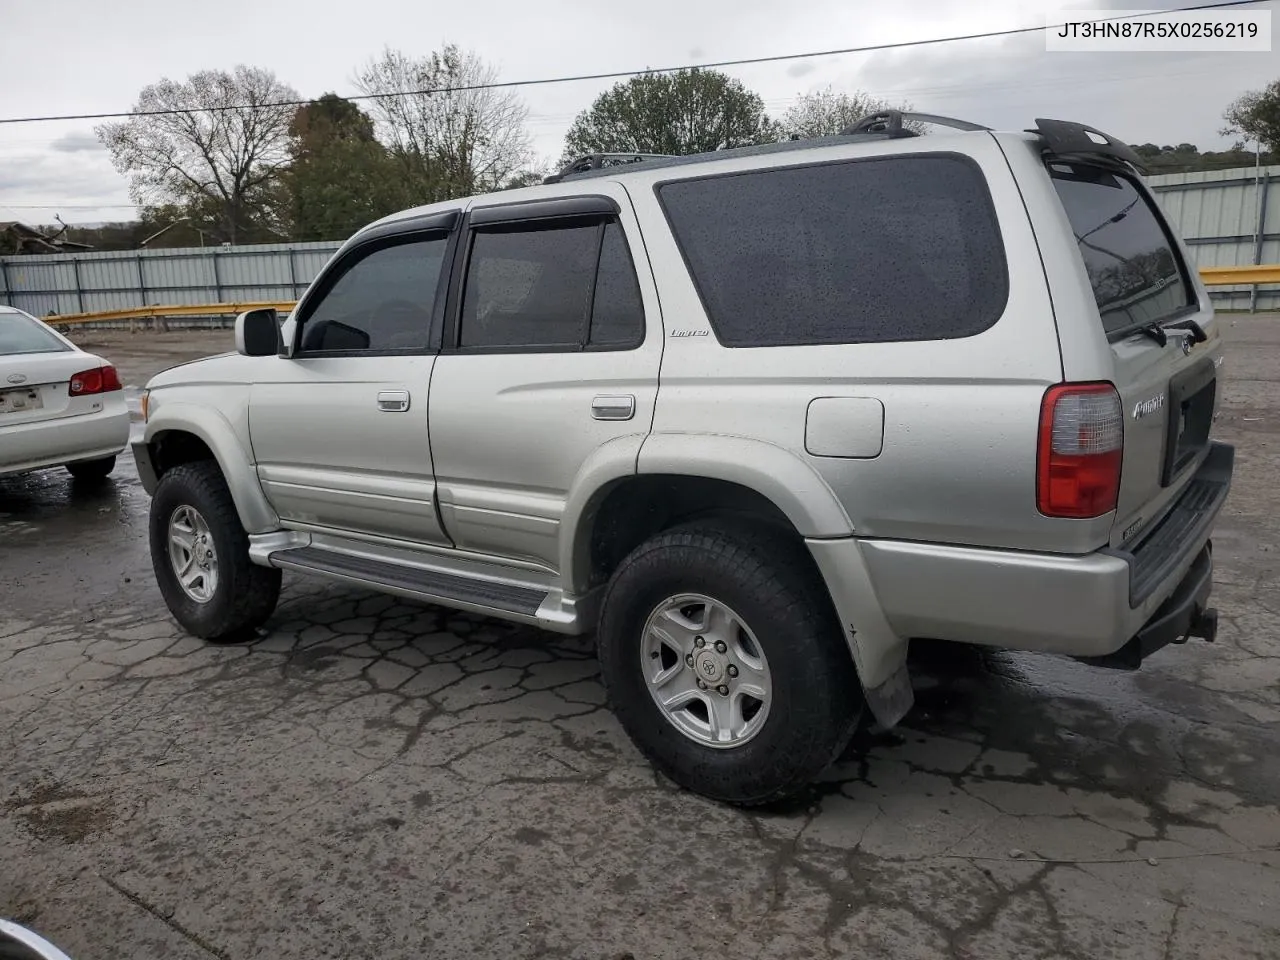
259,539,599,634
271,546,548,617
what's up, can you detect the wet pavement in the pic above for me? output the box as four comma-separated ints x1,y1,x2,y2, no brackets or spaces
2,317,1279,959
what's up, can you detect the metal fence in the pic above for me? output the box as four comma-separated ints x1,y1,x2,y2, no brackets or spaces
1,162,1277,316
0,240,340,318
1148,163,1279,311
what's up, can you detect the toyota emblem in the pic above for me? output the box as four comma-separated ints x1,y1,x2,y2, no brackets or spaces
6,373,27,384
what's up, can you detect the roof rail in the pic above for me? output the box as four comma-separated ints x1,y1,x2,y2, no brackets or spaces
839,110,992,138
1030,118,1146,173
544,152,674,184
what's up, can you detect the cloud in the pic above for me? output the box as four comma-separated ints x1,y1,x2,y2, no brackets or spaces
50,131,102,153
787,62,816,79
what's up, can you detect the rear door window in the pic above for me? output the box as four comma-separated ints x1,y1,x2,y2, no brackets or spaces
656,154,1009,347
1049,163,1194,336
0,310,71,355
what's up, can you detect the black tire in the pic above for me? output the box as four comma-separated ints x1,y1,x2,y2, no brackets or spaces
66,455,116,482
597,520,863,806
149,460,281,642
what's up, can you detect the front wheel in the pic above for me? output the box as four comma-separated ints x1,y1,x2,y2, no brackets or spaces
596,521,863,806
149,461,281,642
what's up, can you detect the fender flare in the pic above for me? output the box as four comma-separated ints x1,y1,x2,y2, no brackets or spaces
637,432,854,537
560,432,855,594
143,404,279,534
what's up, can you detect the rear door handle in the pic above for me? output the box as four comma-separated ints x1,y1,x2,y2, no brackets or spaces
591,395,635,421
377,390,410,413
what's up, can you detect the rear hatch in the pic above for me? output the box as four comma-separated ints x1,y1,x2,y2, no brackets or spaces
1048,160,1222,549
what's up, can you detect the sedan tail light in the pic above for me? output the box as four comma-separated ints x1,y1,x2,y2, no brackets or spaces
1037,382,1123,519
69,364,123,396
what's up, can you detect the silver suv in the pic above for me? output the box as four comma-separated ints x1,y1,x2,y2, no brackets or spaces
133,112,1233,805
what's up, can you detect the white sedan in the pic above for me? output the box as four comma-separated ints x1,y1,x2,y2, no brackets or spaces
0,306,130,480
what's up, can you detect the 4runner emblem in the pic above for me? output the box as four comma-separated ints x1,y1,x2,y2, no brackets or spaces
1133,394,1165,420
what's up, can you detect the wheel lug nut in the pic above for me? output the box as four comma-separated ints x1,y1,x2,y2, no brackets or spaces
714,640,727,653
696,679,708,690
727,665,738,678
694,636,705,648
717,685,729,696
685,654,694,667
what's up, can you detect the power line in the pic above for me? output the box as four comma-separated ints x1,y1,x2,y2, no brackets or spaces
0,0,1268,126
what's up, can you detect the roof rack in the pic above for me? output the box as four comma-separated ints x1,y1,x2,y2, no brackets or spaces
839,110,992,138
1030,118,1146,173
544,152,674,184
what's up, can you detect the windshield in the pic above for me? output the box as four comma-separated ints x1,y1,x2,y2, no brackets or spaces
1050,163,1194,337
0,310,72,355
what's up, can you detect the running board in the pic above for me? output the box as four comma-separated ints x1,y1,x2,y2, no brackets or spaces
262,541,596,634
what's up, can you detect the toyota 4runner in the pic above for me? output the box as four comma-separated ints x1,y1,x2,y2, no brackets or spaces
133,112,1234,805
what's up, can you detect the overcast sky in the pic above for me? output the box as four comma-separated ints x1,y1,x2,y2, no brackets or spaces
0,0,1275,225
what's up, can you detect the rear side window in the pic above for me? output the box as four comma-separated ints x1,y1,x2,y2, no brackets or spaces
458,218,645,351
0,310,70,355
1050,164,1193,336
657,155,1009,348
589,222,645,349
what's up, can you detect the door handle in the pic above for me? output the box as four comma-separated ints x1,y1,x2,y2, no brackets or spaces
377,390,410,413
591,395,635,421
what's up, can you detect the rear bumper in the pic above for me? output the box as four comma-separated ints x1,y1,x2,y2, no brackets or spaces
1077,544,1216,669
0,398,130,476
856,442,1233,659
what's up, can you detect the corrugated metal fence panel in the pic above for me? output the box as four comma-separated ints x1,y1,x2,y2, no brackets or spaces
1149,165,1280,311
0,239,342,317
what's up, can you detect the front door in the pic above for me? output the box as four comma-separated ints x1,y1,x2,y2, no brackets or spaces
249,227,454,546
427,188,662,572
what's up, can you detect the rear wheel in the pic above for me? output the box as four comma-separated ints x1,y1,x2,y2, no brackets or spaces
66,455,116,482
596,521,863,805
150,461,281,642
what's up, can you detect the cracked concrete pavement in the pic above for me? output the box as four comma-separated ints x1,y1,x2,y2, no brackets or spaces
2,318,1279,959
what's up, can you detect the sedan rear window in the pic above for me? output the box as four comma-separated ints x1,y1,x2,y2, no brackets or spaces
0,310,71,355
1049,163,1194,336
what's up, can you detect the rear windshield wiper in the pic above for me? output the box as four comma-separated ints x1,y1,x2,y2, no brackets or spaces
1163,317,1207,343
1132,322,1168,347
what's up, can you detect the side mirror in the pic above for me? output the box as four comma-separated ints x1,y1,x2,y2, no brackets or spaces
0,919,75,960
235,308,281,357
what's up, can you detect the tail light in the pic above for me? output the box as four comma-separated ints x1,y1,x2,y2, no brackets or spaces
1037,382,1123,518
69,364,122,397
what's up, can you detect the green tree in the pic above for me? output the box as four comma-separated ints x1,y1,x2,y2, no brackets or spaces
562,69,778,160
1130,142,1275,174
1222,78,1280,155
95,66,299,244
777,87,914,139
284,94,409,241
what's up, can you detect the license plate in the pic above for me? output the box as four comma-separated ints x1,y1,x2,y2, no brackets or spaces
0,386,43,415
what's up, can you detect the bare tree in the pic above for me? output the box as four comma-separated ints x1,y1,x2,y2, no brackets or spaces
353,45,532,201
96,66,300,244
779,87,917,139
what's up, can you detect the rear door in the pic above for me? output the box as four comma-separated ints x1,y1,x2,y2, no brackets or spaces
1047,162,1222,546
426,188,661,572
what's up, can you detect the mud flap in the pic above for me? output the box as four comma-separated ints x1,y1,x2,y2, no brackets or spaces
805,537,914,728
